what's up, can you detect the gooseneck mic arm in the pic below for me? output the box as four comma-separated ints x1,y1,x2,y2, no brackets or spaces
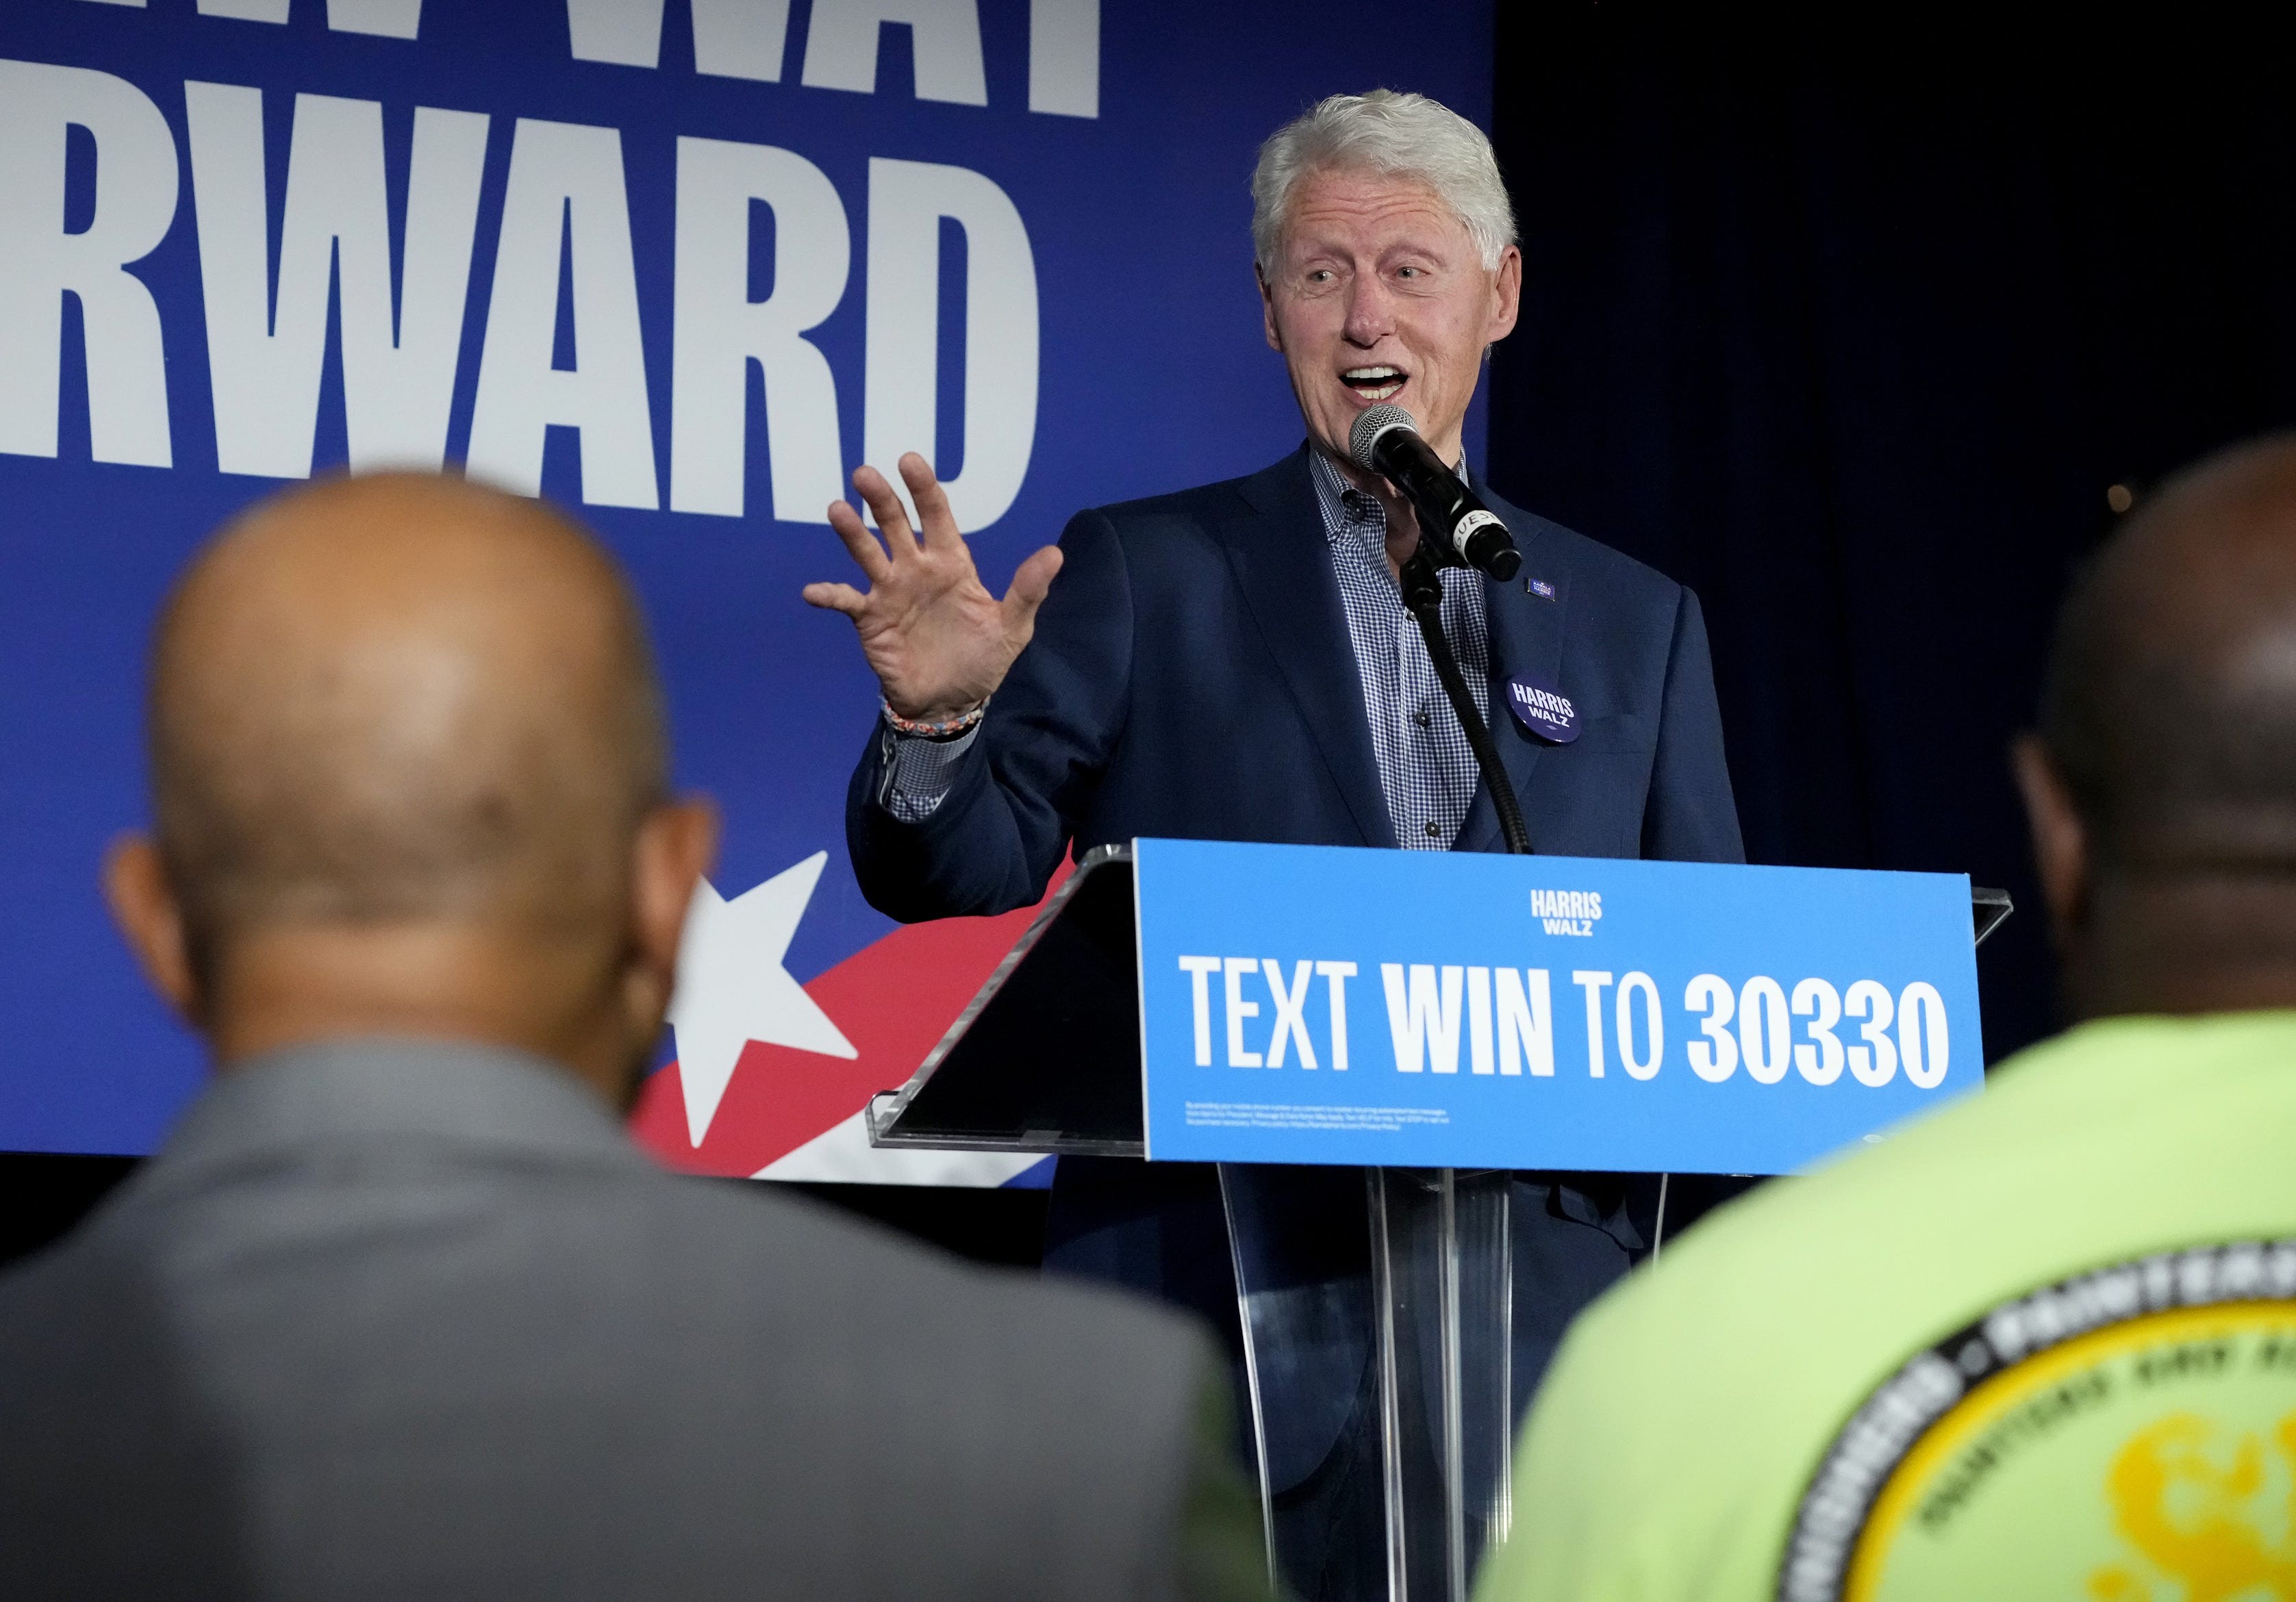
1397,549,1533,856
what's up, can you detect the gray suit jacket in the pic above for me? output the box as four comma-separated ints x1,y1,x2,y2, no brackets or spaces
0,1041,1265,1601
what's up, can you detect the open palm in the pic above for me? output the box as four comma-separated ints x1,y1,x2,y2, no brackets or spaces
802,454,1063,723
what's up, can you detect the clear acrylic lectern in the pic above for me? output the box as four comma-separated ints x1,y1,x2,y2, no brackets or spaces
868,846,2013,1602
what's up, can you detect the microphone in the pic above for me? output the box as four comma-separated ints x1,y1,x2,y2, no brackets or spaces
1347,404,1522,582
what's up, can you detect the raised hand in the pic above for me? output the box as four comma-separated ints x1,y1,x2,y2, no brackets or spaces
801,454,1063,724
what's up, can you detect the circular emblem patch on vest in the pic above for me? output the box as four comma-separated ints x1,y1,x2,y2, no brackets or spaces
1778,1238,2296,1602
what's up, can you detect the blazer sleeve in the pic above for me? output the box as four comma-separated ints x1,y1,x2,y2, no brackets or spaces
1641,586,1745,864
844,507,1134,920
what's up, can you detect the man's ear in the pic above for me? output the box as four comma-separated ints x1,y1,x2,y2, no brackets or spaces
1257,264,1283,353
1487,244,1523,344
2010,736,2089,946
103,834,201,1020
622,796,720,1038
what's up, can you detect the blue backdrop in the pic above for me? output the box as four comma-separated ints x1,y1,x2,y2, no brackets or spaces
0,0,1493,1154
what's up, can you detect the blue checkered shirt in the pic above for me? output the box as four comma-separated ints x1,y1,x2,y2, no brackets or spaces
1304,448,1491,848
880,448,1492,849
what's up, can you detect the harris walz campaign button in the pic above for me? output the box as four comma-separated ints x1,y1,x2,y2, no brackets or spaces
1505,676,1580,743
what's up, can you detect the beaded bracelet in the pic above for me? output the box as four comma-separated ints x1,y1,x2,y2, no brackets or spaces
881,696,988,739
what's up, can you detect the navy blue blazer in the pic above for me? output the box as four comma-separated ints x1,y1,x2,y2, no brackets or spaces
847,446,1742,912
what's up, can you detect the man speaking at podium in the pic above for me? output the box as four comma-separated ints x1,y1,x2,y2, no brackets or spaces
807,90,1741,1590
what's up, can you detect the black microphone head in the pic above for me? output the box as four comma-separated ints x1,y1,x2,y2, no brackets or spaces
1348,404,1417,474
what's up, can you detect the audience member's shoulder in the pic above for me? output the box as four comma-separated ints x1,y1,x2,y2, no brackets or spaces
0,1225,114,1340
651,1168,1211,1353
635,1172,1220,1490
1566,1019,2175,1356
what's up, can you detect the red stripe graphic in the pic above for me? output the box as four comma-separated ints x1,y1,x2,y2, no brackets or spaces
629,868,1064,1177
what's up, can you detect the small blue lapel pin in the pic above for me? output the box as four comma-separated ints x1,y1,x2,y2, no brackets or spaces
1526,577,1556,600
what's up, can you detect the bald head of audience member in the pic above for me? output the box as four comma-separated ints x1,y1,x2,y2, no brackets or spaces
103,474,716,1108
2017,433,2296,1019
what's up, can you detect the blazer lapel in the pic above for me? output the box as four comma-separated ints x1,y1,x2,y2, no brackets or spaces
1455,485,1569,855
1216,449,1393,849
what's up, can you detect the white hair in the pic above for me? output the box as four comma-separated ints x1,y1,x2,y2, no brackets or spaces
1250,90,1517,272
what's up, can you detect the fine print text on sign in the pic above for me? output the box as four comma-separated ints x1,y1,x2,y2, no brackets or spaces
1133,840,1985,1173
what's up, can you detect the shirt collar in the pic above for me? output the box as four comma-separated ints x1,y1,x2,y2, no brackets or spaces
125,1037,649,1199
1306,442,1471,553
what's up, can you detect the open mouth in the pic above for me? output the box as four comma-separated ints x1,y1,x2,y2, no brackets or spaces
1340,366,1407,403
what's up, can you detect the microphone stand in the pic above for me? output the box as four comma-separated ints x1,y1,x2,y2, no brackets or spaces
1398,548,1533,856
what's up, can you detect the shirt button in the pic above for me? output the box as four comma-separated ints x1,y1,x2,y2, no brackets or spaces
1424,821,1442,838
1413,710,1432,728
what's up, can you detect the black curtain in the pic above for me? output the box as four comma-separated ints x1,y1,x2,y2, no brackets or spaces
1484,12,2296,1060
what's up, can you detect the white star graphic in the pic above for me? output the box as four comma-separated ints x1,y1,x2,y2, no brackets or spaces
667,851,856,1147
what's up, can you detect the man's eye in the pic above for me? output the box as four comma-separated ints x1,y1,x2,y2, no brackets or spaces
1307,270,1335,283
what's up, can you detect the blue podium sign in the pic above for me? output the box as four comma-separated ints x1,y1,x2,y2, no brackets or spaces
1133,839,1984,1173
